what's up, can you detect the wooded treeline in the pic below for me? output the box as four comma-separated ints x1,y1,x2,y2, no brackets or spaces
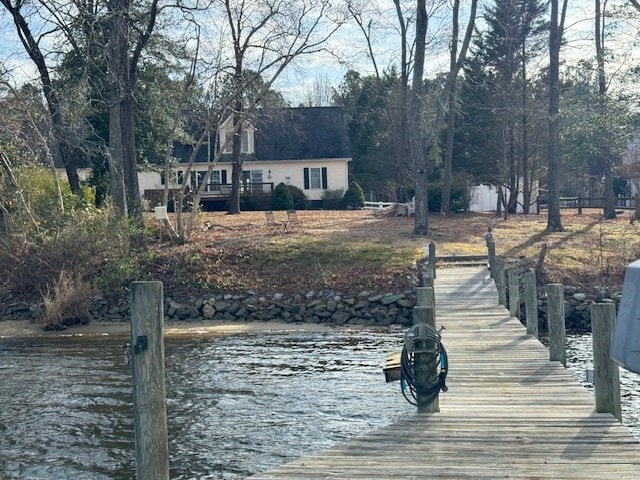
1,0,640,238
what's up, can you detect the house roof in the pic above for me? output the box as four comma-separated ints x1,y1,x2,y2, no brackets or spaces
175,106,351,164
253,106,351,161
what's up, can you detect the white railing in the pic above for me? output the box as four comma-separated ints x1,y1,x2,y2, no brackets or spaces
364,201,396,210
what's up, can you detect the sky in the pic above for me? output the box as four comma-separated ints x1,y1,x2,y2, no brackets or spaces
1,1,638,104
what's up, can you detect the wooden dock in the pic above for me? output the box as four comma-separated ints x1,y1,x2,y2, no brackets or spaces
250,266,640,479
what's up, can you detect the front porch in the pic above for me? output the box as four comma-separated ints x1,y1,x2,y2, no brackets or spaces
143,182,274,211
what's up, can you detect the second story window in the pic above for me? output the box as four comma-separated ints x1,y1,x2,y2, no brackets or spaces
223,130,249,154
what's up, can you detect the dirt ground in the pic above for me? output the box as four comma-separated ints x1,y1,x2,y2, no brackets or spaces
150,208,639,298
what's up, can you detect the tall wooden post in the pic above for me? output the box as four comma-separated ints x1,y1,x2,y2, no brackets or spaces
428,241,436,279
546,283,566,366
591,303,622,421
487,239,496,281
130,281,170,480
423,268,435,289
413,305,439,413
416,286,435,308
507,268,520,318
496,258,506,307
523,270,538,337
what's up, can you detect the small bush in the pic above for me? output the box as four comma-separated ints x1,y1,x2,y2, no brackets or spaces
272,182,293,210
287,185,306,210
42,270,94,328
343,181,365,209
321,188,344,200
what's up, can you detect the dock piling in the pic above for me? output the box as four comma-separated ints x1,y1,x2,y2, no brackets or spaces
412,305,439,413
591,303,622,421
523,270,538,337
546,283,566,367
507,268,520,318
130,281,170,480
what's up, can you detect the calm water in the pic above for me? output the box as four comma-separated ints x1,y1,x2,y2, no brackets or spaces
0,330,638,480
0,329,412,479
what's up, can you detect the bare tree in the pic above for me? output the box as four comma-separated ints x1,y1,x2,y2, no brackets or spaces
411,0,429,235
547,0,568,232
595,0,617,219
440,0,478,215
107,0,163,222
0,0,81,194
0,79,65,212
300,74,335,107
217,0,340,214
347,0,412,201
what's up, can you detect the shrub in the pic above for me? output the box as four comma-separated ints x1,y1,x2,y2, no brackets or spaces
343,181,365,209
42,270,95,328
321,188,344,200
0,203,136,302
272,182,293,210
287,185,306,210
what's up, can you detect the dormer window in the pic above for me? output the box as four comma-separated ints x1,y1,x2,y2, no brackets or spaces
223,130,249,154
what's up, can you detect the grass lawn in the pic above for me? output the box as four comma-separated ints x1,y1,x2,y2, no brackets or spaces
146,209,640,300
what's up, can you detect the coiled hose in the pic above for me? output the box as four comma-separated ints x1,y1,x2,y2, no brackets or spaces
400,323,448,407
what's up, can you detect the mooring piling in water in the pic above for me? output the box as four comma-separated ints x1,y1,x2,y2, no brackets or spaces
130,281,170,480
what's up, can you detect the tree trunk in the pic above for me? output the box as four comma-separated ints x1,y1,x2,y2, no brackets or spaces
229,105,243,214
123,86,143,223
108,0,130,217
441,0,477,215
521,42,531,214
441,78,456,215
393,0,409,202
546,0,564,232
595,0,616,220
507,123,519,213
603,153,616,219
411,0,429,236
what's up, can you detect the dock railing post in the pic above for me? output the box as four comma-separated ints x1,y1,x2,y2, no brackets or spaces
487,240,496,281
130,281,170,480
428,241,436,279
413,305,439,413
546,283,566,367
485,228,496,280
416,286,435,309
497,258,507,306
590,303,622,421
507,268,520,318
423,267,435,289
523,270,538,337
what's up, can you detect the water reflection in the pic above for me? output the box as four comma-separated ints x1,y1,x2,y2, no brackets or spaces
566,334,640,440
0,330,411,479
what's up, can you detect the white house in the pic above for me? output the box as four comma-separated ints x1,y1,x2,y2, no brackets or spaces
149,106,352,209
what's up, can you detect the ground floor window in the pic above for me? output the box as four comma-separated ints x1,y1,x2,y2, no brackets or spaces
304,167,327,190
242,170,263,183
207,170,227,191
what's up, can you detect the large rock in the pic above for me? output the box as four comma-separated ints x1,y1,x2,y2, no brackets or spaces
331,311,351,324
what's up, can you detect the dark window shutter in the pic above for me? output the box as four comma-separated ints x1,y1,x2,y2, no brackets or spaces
304,168,310,189
222,170,227,184
321,167,328,189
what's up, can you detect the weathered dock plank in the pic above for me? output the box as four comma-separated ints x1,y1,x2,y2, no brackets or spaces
251,266,640,479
